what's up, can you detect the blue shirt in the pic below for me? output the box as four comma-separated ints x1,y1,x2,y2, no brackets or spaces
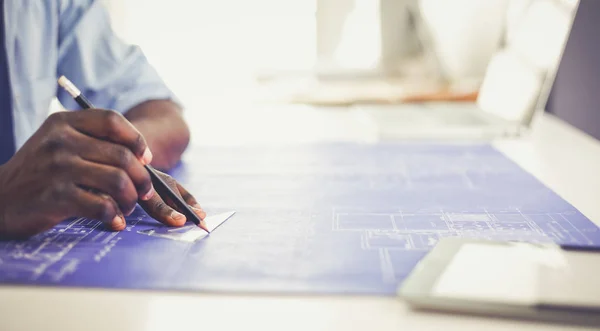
0,0,14,164
3,0,178,152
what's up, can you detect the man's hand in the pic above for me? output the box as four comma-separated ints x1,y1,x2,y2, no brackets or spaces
0,109,198,239
124,100,205,227
139,170,206,227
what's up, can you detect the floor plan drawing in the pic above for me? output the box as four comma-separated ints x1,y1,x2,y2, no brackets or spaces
0,143,597,295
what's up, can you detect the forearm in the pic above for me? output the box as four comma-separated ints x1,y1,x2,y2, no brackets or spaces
125,100,190,171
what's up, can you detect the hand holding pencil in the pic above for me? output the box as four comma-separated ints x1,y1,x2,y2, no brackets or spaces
58,76,209,233
0,76,207,239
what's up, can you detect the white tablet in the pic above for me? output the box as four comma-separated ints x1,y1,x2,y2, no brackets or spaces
398,238,600,326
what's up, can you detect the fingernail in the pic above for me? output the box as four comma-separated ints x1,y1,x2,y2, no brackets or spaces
112,215,125,227
171,210,186,222
191,206,206,219
141,186,154,201
142,148,153,165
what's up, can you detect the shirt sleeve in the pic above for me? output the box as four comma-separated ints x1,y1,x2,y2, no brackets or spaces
55,0,181,113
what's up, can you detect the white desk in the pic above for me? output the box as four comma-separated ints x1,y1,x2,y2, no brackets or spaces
1,112,599,331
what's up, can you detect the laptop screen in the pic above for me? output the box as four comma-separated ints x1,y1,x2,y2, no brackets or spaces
546,0,600,141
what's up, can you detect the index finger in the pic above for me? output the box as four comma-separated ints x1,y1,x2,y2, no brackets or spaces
176,182,201,209
63,109,153,165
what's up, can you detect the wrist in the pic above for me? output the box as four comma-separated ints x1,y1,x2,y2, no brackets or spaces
134,121,184,170
125,100,190,170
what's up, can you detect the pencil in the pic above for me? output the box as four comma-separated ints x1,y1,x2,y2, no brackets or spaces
57,75,209,233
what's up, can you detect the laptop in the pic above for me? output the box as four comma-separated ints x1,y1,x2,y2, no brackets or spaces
545,0,600,141
356,0,579,141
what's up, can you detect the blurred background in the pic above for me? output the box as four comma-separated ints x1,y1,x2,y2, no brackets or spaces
100,0,578,145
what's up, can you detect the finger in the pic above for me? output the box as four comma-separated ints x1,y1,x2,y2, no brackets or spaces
63,109,153,165
70,158,139,216
68,186,126,231
139,191,187,227
69,129,154,201
177,183,206,220
177,182,206,219
158,174,183,210
177,182,199,208
156,174,206,220
94,192,128,231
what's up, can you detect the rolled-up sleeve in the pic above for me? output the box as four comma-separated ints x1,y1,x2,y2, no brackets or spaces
56,0,180,113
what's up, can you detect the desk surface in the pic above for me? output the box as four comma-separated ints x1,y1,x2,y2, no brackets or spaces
2,110,600,331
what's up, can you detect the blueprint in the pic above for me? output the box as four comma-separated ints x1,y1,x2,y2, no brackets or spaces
0,143,599,295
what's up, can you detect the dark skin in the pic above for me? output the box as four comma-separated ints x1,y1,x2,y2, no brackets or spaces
125,100,190,171
0,100,205,239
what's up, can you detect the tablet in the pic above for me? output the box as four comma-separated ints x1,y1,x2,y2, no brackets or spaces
398,238,600,326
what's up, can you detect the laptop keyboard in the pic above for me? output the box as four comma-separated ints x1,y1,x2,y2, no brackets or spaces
360,103,491,127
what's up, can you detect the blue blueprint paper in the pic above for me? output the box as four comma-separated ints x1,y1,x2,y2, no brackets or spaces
0,143,599,295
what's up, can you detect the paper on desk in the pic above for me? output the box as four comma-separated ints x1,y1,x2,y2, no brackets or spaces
1,144,600,296
137,211,236,242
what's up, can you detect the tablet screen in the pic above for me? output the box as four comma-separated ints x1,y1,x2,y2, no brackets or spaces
430,243,600,307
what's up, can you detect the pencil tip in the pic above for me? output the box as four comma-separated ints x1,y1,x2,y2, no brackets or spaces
199,222,210,233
